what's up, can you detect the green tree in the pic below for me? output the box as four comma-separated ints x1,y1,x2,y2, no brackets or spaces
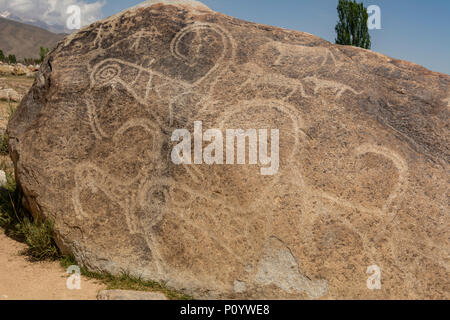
335,0,371,49
39,47,50,63
8,54,16,64
0,50,4,62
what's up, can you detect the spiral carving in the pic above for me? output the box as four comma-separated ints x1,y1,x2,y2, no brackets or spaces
94,63,121,84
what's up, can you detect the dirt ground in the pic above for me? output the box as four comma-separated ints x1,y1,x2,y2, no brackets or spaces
0,231,105,300
0,229,104,300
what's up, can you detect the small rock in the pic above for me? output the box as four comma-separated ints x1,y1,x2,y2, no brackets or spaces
25,72,37,78
0,88,22,102
12,66,27,76
0,171,8,188
27,65,40,72
233,280,247,294
0,65,14,76
97,290,169,300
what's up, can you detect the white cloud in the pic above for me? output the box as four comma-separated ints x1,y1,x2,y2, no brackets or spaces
0,0,105,31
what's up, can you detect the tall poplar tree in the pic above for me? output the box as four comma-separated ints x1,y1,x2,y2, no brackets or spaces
335,0,371,49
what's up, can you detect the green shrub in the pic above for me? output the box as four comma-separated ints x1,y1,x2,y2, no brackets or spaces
8,54,16,64
20,218,60,260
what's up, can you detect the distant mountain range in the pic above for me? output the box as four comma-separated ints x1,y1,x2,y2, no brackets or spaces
0,10,69,34
0,17,66,61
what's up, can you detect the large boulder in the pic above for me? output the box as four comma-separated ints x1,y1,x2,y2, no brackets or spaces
7,0,449,299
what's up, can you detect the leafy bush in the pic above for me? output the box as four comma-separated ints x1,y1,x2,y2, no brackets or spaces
8,54,16,64
20,218,60,260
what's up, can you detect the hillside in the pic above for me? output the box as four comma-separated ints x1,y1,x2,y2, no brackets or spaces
0,17,65,60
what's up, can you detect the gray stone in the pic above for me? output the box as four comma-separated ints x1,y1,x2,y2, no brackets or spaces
0,170,7,187
0,88,22,102
97,290,168,300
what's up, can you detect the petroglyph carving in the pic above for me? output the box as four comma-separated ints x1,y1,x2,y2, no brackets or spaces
258,42,341,72
249,42,362,101
303,76,363,99
131,27,163,51
169,22,235,85
235,63,311,101
88,22,235,127
354,144,409,214
218,99,306,164
313,144,408,218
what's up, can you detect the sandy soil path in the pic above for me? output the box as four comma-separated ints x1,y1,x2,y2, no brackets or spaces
0,231,105,300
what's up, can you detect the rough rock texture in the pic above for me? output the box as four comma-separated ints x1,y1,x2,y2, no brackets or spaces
7,0,449,299
97,290,168,300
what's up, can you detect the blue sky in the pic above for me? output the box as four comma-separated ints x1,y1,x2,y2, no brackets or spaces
99,0,450,75
98,0,450,75
3,0,448,74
